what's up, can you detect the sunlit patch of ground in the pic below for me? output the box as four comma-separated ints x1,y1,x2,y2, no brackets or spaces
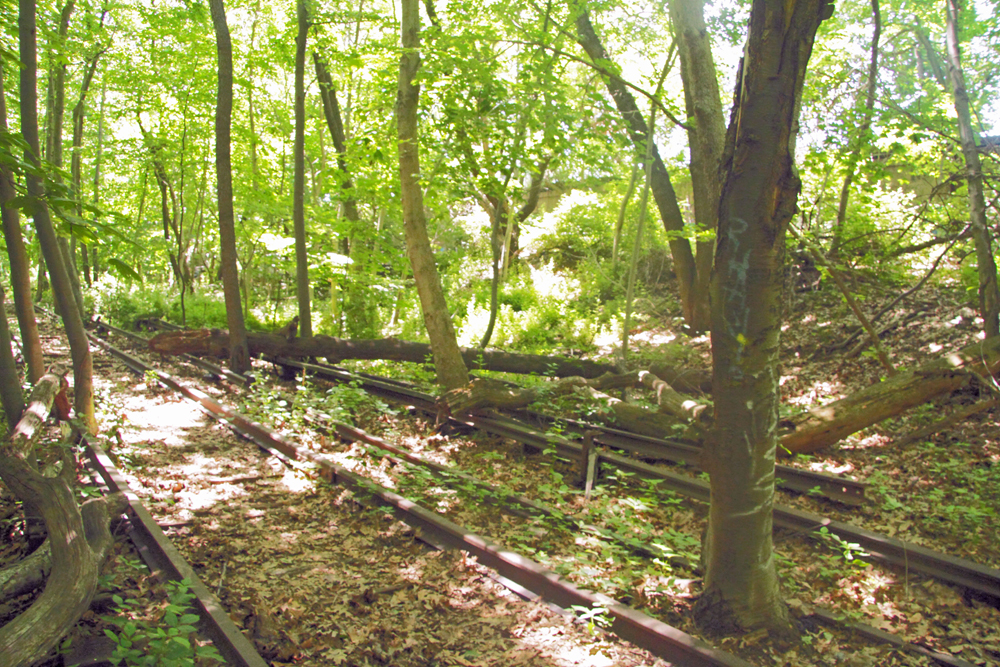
781,379,845,408
839,432,891,450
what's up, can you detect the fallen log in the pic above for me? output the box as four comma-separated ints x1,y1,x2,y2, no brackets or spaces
779,335,1000,454
446,336,1000,456
148,329,621,378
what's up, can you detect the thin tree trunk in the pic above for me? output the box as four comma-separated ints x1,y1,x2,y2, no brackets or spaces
71,36,104,289
0,62,45,384
19,0,96,433
669,0,725,333
572,2,699,327
293,0,312,337
944,0,1000,338
49,0,85,316
315,52,378,337
829,0,880,258
396,0,468,389
695,0,830,636
209,0,250,374
88,74,107,282
0,286,25,430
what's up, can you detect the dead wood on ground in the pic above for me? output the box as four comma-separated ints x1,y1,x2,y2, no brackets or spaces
148,329,621,379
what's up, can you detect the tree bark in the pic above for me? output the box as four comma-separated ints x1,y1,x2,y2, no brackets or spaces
148,328,618,378
209,0,250,374
0,61,45,384
572,2,700,328
944,0,1000,338
695,0,830,637
0,371,119,666
396,0,469,389
669,0,725,333
19,0,97,434
293,0,313,338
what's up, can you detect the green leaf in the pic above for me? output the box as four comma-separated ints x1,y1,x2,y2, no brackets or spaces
106,258,143,282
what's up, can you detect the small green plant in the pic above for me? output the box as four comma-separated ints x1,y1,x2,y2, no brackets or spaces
816,526,869,567
570,603,611,635
103,579,223,666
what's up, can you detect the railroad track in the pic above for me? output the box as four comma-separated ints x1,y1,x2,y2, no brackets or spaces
268,356,1000,604
83,325,752,667
81,321,986,666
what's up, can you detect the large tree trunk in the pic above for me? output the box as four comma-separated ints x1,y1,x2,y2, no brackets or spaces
0,372,120,667
148,328,618,378
0,62,45,384
19,0,97,434
695,0,830,637
669,0,725,333
209,0,250,374
571,2,700,328
396,0,469,389
292,0,313,338
944,0,1000,338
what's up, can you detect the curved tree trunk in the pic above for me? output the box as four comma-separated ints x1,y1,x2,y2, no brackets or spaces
19,0,97,434
396,0,469,389
0,372,120,666
209,0,250,373
695,0,830,636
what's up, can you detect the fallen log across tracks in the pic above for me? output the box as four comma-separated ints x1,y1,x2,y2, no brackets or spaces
270,356,1000,604
85,330,755,666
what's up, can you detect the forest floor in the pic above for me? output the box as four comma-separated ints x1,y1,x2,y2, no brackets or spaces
2,276,1000,666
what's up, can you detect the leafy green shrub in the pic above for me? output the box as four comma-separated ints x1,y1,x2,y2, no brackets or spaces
103,579,223,667
167,292,264,330
90,278,170,328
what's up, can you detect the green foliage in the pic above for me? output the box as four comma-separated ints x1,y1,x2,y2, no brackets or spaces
90,279,171,329
103,580,223,667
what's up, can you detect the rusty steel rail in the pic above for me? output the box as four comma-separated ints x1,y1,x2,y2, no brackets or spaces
273,358,865,505
88,333,753,666
321,417,688,564
79,436,268,667
519,413,869,505
275,357,1000,603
